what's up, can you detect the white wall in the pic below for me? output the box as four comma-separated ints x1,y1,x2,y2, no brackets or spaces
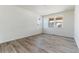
75,6,79,48
0,6,42,43
43,10,74,38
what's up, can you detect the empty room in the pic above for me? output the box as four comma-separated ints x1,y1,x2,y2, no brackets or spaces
0,5,79,53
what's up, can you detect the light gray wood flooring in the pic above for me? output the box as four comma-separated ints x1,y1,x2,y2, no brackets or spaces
0,34,79,53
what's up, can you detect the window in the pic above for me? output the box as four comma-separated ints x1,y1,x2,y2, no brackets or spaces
48,18,54,27
55,16,63,28
48,16,63,28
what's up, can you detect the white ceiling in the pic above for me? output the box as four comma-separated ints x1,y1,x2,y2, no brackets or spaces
17,5,74,15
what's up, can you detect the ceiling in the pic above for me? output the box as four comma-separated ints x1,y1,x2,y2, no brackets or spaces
17,5,74,15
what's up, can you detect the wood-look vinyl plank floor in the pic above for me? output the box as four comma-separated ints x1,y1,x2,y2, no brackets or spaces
0,34,79,53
